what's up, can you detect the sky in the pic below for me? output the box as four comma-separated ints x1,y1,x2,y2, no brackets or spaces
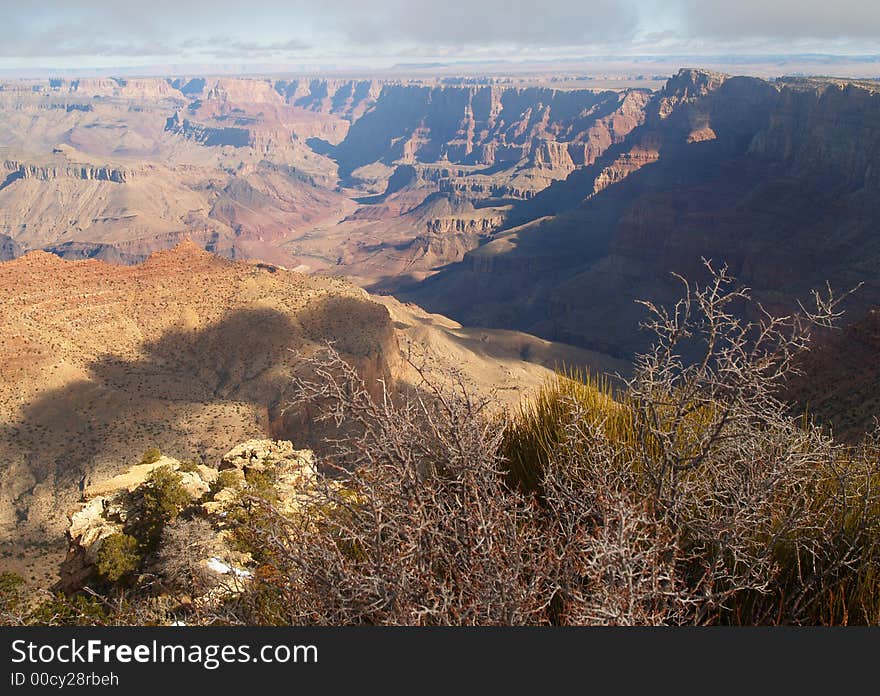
1,0,879,72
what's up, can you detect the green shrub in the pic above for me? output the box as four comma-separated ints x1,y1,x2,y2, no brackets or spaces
226,469,281,563
0,571,25,598
140,447,162,465
0,571,27,621
178,459,201,473
209,469,241,497
142,466,192,521
29,593,109,626
133,466,193,550
244,468,279,502
96,534,141,582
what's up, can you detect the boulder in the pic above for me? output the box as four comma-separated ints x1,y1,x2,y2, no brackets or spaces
84,455,180,499
219,439,297,470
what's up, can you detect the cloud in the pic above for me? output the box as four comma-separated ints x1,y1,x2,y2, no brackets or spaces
676,0,880,42
0,0,640,60
179,36,313,59
0,1,878,66
321,0,639,47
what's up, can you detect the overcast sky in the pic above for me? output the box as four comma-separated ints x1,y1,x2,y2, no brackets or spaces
1,0,879,70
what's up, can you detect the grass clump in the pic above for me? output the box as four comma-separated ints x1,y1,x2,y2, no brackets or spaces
502,370,632,493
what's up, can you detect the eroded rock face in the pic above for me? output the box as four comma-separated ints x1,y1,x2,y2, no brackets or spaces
331,84,650,197
59,440,317,593
407,70,880,360
749,79,880,191
218,439,317,516
3,159,136,183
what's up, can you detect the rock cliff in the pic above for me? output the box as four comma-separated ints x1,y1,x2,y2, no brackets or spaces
330,84,650,197
59,439,317,594
406,70,880,358
3,159,137,183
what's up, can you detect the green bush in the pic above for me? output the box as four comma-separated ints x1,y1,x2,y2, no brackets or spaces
0,571,27,621
132,466,193,550
244,468,279,502
29,593,109,626
226,469,281,563
140,447,162,465
209,469,241,497
96,534,141,582
142,466,192,522
178,459,201,473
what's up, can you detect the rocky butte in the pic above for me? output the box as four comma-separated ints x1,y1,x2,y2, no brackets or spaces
59,438,315,595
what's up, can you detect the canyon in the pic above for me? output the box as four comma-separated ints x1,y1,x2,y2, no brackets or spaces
3,68,880,584
3,70,879,348
0,74,650,281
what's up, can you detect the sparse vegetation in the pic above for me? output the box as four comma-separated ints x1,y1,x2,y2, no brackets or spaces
28,593,111,627
7,264,879,626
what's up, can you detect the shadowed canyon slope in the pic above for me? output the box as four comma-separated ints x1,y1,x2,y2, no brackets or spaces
787,310,880,441
405,70,880,358
0,242,622,583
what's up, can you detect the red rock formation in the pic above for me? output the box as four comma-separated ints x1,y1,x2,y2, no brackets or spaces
406,70,880,362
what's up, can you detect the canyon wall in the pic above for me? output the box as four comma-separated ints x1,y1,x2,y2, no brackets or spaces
407,70,880,358
331,84,650,190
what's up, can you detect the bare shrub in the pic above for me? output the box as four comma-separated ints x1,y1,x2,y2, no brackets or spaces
538,432,689,625
621,262,869,622
156,517,223,597
504,260,878,624
237,349,561,625
234,347,698,625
